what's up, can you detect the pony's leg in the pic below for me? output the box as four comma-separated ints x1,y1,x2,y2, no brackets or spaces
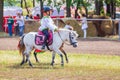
61,49,69,63
33,51,39,63
20,53,25,66
26,53,33,67
25,47,33,67
54,49,64,66
51,51,56,66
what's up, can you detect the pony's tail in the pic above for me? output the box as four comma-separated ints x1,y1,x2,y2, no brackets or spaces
18,35,25,55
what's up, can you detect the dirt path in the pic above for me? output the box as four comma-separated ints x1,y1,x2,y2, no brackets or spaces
0,37,120,55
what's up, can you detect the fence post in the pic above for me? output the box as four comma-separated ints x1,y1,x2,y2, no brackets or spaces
119,20,120,40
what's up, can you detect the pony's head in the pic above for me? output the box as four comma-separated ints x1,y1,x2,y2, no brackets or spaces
58,29,78,47
69,31,78,47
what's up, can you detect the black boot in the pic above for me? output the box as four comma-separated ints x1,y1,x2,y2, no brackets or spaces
41,44,46,50
41,29,48,50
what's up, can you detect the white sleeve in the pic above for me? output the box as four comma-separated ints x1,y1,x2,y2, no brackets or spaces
45,18,58,31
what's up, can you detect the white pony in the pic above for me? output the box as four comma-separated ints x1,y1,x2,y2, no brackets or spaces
18,29,78,67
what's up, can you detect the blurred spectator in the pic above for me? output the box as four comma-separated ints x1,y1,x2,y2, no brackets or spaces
15,13,25,36
7,15,14,37
34,14,40,21
29,14,33,19
36,14,40,19
14,22,19,36
81,14,88,39
25,14,30,19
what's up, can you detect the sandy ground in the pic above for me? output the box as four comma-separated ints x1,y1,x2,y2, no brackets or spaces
0,37,120,55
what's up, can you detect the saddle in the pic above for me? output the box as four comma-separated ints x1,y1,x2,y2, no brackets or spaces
35,30,53,46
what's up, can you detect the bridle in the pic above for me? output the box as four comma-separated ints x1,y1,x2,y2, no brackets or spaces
58,31,76,46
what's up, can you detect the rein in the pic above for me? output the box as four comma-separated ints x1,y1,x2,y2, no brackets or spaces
58,31,71,46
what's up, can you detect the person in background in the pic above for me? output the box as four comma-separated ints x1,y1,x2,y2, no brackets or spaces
14,22,19,36
15,13,25,36
81,14,88,39
34,14,40,21
7,15,14,37
25,14,30,19
36,14,40,19
64,22,73,30
29,14,33,19
38,6,58,50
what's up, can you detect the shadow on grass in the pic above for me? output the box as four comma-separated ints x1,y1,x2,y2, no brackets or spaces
6,62,63,69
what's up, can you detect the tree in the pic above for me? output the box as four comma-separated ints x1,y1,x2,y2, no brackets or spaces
95,0,103,15
74,0,80,18
23,0,29,14
105,0,116,18
21,0,23,8
66,0,72,17
73,0,91,18
0,0,3,32
40,0,43,18
33,0,35,7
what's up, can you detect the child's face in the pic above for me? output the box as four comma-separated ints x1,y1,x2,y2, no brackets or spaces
46,11,50,16
43,11,50,16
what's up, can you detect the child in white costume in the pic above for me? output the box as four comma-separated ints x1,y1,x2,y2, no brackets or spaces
38,6,58,50
81,14,88,38
39,16,57,32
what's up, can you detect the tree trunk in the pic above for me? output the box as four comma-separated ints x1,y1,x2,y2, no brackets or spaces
111,0,116,19
111,0,116,35
105,0,116,18
24,0,29,14
40,0,43,18
33,0,35,7
0,0,3,32
75,0,80,18
66,0,71,17
84,7,88,17
106,3,110,16
95,0,103,15
95,0,99,15
21,0,23,8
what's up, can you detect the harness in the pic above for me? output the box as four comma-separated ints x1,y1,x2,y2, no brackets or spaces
58,31,73,46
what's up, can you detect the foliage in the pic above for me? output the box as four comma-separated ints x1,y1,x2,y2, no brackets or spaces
116,0,120,6
4,0,33,8
22,0,33,8
104,0,120,6
4,0,19,6
43,0,65,13
53,0,64,13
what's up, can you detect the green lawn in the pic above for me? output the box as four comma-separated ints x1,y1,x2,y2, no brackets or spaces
0,50,120,80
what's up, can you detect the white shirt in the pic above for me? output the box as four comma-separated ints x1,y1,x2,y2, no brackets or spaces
39,16,57,32
16,16,24,26
81,17,88,30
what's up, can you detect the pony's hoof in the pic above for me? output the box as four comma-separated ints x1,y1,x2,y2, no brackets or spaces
20,61,24,66
36,61,40,63
25,59,28,63
29,64,33,67
66,60,69,63
50,63,54,66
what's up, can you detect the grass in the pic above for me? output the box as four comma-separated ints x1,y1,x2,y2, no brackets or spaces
0,32,9,37
0,50,120,80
